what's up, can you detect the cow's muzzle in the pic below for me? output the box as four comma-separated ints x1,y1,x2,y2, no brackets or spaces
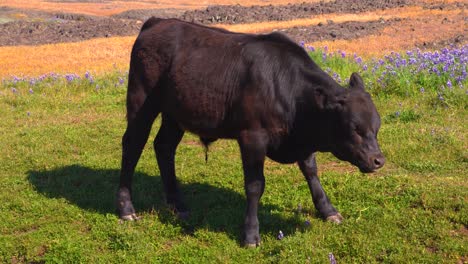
359,153,385,173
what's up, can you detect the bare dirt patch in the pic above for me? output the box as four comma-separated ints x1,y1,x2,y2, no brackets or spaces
177,0,410,24
0,0,465,47
1,0,327,17
0,15,141,46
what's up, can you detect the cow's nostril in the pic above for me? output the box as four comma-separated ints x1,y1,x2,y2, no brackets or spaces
373,157,384,168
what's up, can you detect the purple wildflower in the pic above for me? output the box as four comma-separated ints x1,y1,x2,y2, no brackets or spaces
443,64,449,72
329,253,337,264
438,93,444,101
340,51,346,58
27,111,30,117
395,111,400,117
355,57,362,64
29,88,33,94
12,88,17,93
65,74,77,82
446,80,452,89
420,87,425,93
299,41,305,47
304,219,311,227
324,46,328,53
38,74,47,81
308,46,315,52
277,230,284,240
119,77,125,85
362,64,368,71
333,73,342,83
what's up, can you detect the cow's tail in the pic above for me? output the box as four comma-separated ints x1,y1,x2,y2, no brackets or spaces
140,17,163,32
200,137,216,163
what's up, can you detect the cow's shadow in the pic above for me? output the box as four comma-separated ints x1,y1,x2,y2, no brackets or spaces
28,165,305,242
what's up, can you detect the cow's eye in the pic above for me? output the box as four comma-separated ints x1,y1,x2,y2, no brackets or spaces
353,126,366,137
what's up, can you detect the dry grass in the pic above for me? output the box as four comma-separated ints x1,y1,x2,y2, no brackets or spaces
0,36,135,78
308,12,466,56
2,0,327,17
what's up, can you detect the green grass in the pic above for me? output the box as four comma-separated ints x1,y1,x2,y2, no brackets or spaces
1,55,467,263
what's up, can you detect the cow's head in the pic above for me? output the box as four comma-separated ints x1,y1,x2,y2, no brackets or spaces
316,73,385,173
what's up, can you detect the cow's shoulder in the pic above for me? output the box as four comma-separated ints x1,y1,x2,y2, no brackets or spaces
140,17,238,36
257,32,295,45
140,17,164,32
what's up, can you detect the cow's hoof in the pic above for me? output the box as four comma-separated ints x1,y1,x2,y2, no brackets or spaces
243,235,261,248
326,213,343,224
244,241,261,248
120,213,141,221
244,243,258,248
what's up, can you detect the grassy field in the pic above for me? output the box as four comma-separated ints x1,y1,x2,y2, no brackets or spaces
1,47,467,263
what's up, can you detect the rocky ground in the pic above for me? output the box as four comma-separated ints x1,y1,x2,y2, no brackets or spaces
0,0,465,47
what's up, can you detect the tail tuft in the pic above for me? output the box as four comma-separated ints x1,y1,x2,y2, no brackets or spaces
200,137,217,163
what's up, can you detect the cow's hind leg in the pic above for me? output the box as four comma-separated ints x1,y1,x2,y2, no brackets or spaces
117,66,161,220
298,153,343,223
154,114,187,217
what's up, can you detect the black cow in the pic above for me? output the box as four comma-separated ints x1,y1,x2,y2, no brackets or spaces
117,17,385,247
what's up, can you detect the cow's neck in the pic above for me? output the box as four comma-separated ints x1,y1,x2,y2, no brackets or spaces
300,70,346,152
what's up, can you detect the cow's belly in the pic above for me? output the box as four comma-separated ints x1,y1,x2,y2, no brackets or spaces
160,88,238,139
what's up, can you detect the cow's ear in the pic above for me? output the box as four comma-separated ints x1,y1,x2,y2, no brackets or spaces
349,72,365,91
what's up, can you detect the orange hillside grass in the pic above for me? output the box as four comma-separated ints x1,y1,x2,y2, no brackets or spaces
2,0,328,17
0,36,135,78
309,13,466,56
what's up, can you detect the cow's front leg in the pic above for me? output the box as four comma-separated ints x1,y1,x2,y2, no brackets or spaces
238,130,268,247
298,153,343,223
